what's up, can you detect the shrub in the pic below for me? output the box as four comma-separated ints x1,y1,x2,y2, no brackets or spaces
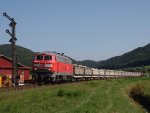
66,91,81,97
57,89,81,97
86,81,98,87
130,83,144,99
57,89,65,97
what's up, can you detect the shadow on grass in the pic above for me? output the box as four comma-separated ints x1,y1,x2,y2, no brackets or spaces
131,94,150,113
130,83,150,113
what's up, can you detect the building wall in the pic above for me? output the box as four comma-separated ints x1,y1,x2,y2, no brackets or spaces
0,57,12,67
0,56,30,82
18,69,30,81
0,68,12,78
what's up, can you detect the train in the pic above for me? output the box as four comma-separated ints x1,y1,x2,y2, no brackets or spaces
32,51,143,83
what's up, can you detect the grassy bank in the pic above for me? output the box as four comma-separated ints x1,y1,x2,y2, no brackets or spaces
128,79,150,112
0,77,150,113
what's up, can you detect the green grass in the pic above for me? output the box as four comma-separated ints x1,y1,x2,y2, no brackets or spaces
0,77,150,113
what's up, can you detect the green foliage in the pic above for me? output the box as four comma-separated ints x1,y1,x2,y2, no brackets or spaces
57,89,65,97
130,83,144,98
86,81,98,87
73,60,98,68
122,66,150,75
65,90,81,97
57,89,81,97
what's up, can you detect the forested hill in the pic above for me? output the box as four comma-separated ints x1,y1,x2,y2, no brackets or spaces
72,60,99,68
98,44,150,69
0,44,150,69
0,44,35,66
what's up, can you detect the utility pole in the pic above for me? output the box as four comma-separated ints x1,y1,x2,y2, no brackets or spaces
3,12,18,85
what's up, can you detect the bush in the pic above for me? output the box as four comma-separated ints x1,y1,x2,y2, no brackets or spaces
66,91,80,97
57,89,65,97
86,81,98,87
57,89,81,97
130,83,144,99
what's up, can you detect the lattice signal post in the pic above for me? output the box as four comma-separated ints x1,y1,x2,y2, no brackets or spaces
3,12,18,85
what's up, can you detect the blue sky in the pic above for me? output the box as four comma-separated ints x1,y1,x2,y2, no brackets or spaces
0,0,150,61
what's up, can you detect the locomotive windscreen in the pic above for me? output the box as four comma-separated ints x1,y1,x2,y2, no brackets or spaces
36,55,52,60
44,55,52,60
36,55,43,60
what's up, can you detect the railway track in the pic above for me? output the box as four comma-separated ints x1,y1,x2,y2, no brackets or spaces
0,77,100,91
0,76,143,92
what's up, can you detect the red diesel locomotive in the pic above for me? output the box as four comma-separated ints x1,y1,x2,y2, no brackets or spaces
32,51,73,83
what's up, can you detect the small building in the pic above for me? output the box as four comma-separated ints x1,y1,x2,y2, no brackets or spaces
0,55,31,83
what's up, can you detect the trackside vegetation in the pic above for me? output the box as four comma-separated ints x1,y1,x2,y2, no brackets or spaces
128,82,150,112
0,77,150,113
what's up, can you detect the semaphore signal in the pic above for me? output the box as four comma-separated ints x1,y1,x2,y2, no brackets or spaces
3,12,18,86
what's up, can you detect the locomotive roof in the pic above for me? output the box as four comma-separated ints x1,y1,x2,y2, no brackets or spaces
36,51,71,61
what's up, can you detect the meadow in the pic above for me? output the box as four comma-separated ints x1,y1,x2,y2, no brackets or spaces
0,77,150,113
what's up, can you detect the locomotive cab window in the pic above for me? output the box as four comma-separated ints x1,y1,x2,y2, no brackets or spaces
36,55,43,60
44,55,52,60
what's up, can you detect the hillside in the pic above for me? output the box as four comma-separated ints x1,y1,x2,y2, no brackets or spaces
0,44,35,66
98,44,150,69
0,43,150,69
72,60,98,68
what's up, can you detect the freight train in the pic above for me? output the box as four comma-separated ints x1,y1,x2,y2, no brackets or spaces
32,51,143,83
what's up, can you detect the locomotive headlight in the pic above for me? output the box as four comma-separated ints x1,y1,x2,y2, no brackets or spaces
45,64,52,67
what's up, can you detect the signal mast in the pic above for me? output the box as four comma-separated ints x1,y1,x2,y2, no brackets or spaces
3,12,18,85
